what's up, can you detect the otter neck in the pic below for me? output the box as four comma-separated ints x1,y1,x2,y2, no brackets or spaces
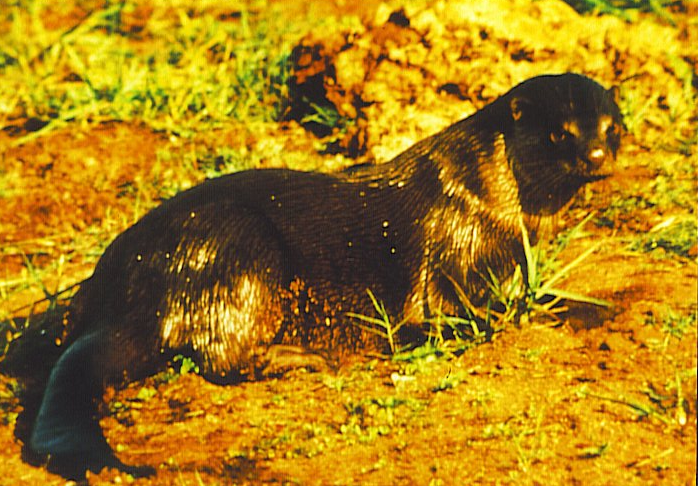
502,131,585,217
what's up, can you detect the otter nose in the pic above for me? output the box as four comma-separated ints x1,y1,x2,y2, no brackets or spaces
587,146,606,170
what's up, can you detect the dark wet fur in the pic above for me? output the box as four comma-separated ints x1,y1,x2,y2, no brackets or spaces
26,73,622,478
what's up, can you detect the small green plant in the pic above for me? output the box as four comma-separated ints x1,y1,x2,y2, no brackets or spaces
643,308,697,351
481,405,557,471
576,386,674,425
519,214,611,310
300,101,357,153
347,289,409,355
342,395,424,443
148,354,200,387
619,85,658,137
423,310,486,355
477,214,611,330
0,375,21,427
578,442,610,459
430,369,467,393
562,0,677,24
631,218,697,259
665,367,694,426
136,385,157,401
519,346,547,362
301,102,346,130
198,147,256,179
391,341,444,364
173,354,200,375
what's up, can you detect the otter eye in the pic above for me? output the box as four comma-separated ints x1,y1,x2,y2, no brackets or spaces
606,123,620,137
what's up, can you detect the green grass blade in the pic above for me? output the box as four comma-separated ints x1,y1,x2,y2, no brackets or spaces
536,242,601,299
542,287,612,307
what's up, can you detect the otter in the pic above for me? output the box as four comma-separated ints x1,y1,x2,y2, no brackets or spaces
28,73,622,478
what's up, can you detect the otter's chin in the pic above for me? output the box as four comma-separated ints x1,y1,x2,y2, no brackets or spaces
581,172,611,182
565,157,613,183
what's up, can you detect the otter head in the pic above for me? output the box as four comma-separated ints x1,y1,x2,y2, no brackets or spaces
504,73,623,215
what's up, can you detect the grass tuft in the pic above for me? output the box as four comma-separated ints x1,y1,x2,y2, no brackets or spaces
347,289,409,355
631,217,697,259
562,0,679,24
0,1,298,144
478,214,611,331
348,214,611,359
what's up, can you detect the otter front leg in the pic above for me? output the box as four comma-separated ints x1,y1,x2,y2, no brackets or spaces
30,328,158,479
258,344,332,378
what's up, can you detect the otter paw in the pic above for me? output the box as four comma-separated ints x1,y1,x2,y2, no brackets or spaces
260,345,331,377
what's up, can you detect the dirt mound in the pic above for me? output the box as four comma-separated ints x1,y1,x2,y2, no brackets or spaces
287,0,695,161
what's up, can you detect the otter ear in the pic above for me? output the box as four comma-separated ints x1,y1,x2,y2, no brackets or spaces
510,96,530,121
608,85,621,105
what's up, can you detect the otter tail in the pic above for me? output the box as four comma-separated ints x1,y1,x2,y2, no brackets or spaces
30,329,154,479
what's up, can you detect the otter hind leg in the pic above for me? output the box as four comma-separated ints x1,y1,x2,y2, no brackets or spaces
30,327,157,479
160,213,292,382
